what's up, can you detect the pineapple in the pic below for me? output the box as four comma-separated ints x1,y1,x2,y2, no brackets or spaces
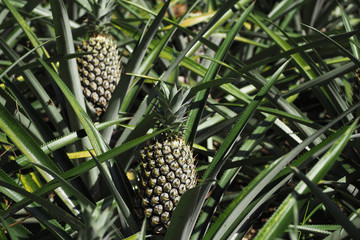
137,84,197,234
77,0,121,116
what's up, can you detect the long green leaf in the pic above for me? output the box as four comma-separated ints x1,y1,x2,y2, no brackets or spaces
102,0,171,141
339,3,360,60
38,59,108,156
0,129,167,221
90,151,138,233
202,58,290,181
0,103,79,216
254,118,359,240
50,0,87,127
201,103,360,240
291,166,360,238
13,117,131,168
0,180,83,231
185,2,254,144
2,0,51,59
165,180,215,240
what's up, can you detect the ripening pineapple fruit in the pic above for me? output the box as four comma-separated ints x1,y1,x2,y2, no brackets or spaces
137,84,197,235
77,0,121,116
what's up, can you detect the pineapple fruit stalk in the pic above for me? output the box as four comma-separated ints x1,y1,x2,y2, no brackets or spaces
137,84,197,234
77,0,121,116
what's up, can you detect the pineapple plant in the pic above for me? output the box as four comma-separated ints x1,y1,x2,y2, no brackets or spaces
77,0,121,116
137,83,197,234
77,205,117,240
2,1,360,239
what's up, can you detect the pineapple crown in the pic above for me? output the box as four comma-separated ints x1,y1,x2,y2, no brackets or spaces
86,0,117,34
154,82,192,135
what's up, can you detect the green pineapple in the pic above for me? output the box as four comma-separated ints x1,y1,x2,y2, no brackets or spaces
77,0,121,116
137,84,197,235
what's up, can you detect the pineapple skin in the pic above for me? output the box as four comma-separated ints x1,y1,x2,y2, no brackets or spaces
77,34,121,116
138,135,197,234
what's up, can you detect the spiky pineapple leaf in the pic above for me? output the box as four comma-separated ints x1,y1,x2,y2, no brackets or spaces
339,3,360,60
2,0,50,59
0,169,72,240
38,59,109,155
185,2,255,144
254,118,359,240
164,180,215,240
89,150,138,233
0,179,83,231
102,0,171,141
290,224,340,235
13,117,131,167
0,216,19,240
0,129,168,222
291,166,360,238
202,58,290,180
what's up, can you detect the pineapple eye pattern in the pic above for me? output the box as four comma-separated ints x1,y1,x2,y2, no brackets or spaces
77,35,121,116
138,137,197,235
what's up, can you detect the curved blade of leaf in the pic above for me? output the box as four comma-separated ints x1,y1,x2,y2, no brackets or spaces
202,58,290,181
164,180,215,240
0,180,83,231
0,103,79,215
291,166,360,238
0,129,168,221
13,118,131,167
339,3,360,60
254,118,359,240
0,216,19,240
2,0,52,60
185,2,255,144
90,150,138,233
102,0,171,141
38,59,108,156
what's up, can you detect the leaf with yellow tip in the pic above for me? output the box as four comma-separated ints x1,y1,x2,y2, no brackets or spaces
67,150,96,159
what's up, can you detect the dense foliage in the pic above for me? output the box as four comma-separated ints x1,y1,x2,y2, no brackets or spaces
0,0,359,239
